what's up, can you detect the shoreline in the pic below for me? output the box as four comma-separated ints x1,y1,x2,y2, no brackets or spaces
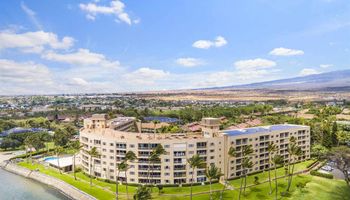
0,151,96,200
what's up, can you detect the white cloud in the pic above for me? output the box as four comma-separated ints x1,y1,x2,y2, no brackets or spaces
0,30,74,52
299,68,320,76
269,47,304,56
214,36,227,47
71,77,89,86
79,0,136,25
233,58,277,80
42,48,121,68
320,64,333,68
192,36,227,49
234,58,276,69
20,2,43,30
123,67,170,86
0,59,55,94
176,57,204,67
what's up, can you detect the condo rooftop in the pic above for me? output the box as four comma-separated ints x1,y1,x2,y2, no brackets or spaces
222,124,308,136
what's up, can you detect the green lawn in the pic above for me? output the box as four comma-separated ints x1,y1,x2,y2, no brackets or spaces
17,160,350,200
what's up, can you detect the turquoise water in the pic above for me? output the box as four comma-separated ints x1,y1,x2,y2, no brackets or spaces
44,156,58,162
0,168,70,200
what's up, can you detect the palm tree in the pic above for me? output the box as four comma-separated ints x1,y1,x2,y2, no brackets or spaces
116,161,128,200
285,136,296,178
87,147,101,187
152,120,160,138
272,155,284,200
205,164,223,200
148,144,166,186
286,144,303,192
69,141,82,180
54,146,63,174
187,154,205,200
125,151,137,200
241,157,253,197
239,145,254,200
220,146,236,200
267,143,278,195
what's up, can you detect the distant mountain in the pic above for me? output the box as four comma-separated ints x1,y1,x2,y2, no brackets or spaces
210,69,350,91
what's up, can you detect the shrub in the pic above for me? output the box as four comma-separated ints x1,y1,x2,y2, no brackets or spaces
310,170,334,179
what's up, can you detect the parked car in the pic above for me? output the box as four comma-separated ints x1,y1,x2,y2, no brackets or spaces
321,165,333,171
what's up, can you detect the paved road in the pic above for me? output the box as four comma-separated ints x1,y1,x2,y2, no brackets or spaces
0,150,25,163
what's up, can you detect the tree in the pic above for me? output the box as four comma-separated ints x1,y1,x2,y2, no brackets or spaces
286,142,303,192
205,164,223,200
267,143,278,195
133,185,151,200
272,155,284,200
187,154,205,200
24,134,45,164
116,161,128,200
53,129,69,147
0,138,20,150
328,146,350,186
125,151,137,200
331,122,339,146
54,146,63,174
221,146,236,200
87,147,101,187
69,141,82,180
336,130,350,146
148,144,166,186
311,144,329,160
152,120,160,138
239,145,254,199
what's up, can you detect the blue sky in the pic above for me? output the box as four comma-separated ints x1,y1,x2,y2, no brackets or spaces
0,0,349,95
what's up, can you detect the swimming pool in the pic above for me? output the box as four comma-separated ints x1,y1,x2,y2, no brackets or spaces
43,157,58,162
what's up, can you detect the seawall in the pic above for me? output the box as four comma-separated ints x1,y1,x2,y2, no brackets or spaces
0,161,96,200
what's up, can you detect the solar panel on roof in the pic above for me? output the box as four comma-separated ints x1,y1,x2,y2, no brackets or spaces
223,124,306,136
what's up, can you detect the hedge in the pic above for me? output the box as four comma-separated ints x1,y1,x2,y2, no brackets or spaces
10,148,55,160
310,170,334,179
306,160,318,169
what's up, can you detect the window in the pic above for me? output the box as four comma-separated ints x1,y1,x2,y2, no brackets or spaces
188,144,194,147
129,144,135,148
110,143,114,146
164,145,170,148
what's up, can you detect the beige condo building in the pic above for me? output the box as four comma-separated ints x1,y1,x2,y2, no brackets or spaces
80,114,310,185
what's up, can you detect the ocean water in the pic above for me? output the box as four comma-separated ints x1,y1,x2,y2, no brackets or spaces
0,168,70,200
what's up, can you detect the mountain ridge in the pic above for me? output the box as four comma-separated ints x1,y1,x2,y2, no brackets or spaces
204,69,350,91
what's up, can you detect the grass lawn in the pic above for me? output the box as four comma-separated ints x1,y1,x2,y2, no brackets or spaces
17,160,350,200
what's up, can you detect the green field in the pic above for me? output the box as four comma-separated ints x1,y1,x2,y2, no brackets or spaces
18,160,350,200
